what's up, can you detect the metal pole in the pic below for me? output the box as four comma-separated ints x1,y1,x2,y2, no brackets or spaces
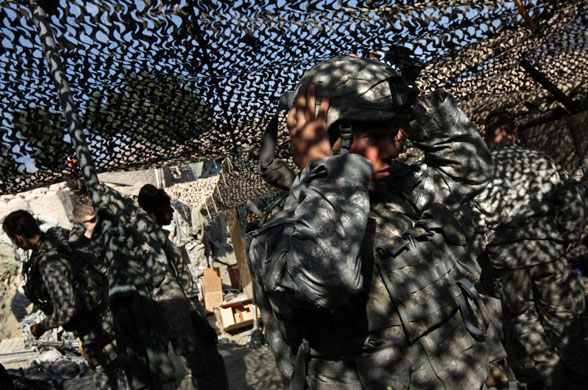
513,0,538,32
28,1,102,206
154,167,161,189
521,60,581,114
521,59,585,179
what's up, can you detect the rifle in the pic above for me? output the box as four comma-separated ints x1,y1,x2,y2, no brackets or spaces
24,337,80,353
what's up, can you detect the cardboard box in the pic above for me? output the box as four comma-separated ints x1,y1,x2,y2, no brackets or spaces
203,267,223,313
216,295,258,332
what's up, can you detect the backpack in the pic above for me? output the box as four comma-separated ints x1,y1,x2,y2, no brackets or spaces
28,228,108,335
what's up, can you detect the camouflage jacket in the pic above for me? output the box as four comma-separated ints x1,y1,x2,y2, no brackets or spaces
249,91,493,383
92,184,169,295
463,142,586,268
25,227,77,331
68,223,108,277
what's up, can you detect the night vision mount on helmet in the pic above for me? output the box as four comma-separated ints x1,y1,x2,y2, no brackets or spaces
259,54,421,190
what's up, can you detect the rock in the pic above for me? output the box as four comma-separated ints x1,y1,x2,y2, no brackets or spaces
31,188,47,196
98,169,156,187
4,200,28,217
49,182,66,191
24,192,37,201
29,194,72,229
36,348,63,363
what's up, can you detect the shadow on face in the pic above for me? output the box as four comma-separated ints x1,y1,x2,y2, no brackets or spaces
348,121,405,181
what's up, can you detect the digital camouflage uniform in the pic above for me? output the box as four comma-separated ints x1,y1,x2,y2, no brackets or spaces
94,184,175,390
159,234,229,390
23,226,124,388
168,201,204,298
462,142,588,390
25,227,79,332
69,222,109,277
249,91,504,389
94,184,228,390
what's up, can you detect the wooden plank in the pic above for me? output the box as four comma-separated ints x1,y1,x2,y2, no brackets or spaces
226,208,254,299
203,267,223,312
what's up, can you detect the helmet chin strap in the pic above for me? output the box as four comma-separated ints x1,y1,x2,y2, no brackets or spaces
338,123,353,154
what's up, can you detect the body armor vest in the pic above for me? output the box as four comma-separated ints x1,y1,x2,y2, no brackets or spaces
365,197,485,342
290,199,487,353
248,189,491,389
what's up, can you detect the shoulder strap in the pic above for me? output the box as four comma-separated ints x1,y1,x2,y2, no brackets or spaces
259,92,297,190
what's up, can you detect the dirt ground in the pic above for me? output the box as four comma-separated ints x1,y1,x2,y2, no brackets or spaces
0,244,24,340
208,249,283,390
217,338,282,390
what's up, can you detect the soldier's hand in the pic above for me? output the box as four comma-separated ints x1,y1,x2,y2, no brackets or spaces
287,84,332,169
30,323,46,339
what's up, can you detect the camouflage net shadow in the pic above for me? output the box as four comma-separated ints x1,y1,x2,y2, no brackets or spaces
0,0,586,200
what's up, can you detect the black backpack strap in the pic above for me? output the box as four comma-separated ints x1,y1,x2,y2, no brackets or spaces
288,339,310,390
456,278,490,340
259,91,297,190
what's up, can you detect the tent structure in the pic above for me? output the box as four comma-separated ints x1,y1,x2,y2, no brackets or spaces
0,0,586,202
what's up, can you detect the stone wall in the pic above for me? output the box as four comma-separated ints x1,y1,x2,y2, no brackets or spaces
0,182,73,230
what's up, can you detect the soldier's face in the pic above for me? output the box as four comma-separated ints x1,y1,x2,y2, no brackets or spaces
9,234,31,250
81,214,97,233
153,202,174,226
351,123,403,181
484,125,517,147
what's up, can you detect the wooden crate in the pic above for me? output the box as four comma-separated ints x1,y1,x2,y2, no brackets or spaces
215,296,258,332
203,267,223,313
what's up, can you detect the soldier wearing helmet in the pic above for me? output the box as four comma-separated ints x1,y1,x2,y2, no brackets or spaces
460,110,588,390
248,55,503,389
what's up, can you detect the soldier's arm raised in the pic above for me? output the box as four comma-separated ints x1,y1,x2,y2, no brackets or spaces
404,90,493,211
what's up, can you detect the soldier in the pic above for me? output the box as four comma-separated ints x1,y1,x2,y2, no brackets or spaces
69,204,108,276
248,55,503,389
463,110,588,390
2,210,126,390
138,184,229,390
71,204,98,243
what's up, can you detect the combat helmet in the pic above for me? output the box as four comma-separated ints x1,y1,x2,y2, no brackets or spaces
294,55,419,150
259,54,420,190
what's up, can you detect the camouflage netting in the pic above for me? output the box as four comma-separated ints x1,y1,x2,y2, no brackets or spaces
1,1,587,204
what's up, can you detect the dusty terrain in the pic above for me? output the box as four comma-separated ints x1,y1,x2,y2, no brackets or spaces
0,244,24,340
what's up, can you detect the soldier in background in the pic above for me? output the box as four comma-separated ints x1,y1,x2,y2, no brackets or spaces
69,204,108,276
71,204,98,244
2,210,126,390
138,184,228,390
463,110,588,390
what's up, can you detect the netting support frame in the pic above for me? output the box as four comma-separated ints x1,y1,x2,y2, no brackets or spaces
521,59,586,179
28,0,102,205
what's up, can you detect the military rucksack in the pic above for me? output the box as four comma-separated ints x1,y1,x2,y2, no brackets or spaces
25,228,108,335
